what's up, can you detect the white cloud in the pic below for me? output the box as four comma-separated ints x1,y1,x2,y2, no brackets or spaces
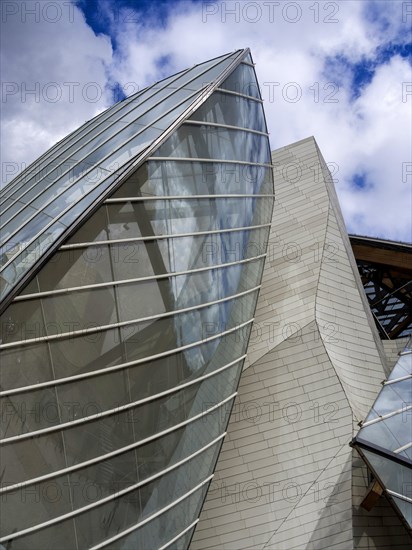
1,0,411,241
1,1,113,183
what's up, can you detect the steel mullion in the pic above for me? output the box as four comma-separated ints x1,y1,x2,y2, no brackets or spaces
13,254,266,302
215,87,263,103
0,285,260,349
59,222,272,249
184,119,269,136
0,319,253,393
0,54,238,259
0,60,226,233
0,94,140,205
105,194,275,202
0,70,188,208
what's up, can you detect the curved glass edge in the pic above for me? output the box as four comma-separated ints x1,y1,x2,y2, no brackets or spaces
0,326,250,484
0,47,271,549
0,50,246,309
360,449,412,530
0,332,248,441
0,392,234,539
0,51,237,203
358,344,412,456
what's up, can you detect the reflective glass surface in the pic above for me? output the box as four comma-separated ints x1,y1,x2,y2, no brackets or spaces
189,91,266,132
12,226,269,293
105,197,271,238
0,399,231,536
111,159,273,198
359,346,412,454
154,125,271,166
354,340,412,529
392,496,412,527
0,49,273,548
0,51,241,304
362,450,412,529
219,62,261,99
91,482,210,550
165,525,198,550
388,352,412,381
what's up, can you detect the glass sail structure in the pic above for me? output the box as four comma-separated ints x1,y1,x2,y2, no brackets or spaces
0,49,274,548
352,337,412,532
0,49,248,308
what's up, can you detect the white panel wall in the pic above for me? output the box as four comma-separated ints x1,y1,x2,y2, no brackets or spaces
382,338,409,370
190,137,406,549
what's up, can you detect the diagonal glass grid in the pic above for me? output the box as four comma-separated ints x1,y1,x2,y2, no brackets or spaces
353,337,412,530
0,50,244,306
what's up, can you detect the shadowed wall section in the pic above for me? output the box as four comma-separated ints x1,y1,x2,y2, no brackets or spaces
191,137,410,549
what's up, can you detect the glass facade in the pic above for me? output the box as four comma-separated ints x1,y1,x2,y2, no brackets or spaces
353,337,412,530
0,50,243,305
0,49,274,548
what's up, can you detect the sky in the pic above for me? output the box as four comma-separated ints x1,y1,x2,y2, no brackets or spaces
1,0,411,242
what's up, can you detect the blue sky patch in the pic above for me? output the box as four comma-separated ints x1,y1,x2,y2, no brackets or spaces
324,42,411,101
352,173,370,190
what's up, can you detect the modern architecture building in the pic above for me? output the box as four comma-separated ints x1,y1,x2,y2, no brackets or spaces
191,138,412,550
0,48,410,549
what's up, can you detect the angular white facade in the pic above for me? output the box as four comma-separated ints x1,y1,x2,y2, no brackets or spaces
191,137,411,549
1,46,410,549
0,49,275,549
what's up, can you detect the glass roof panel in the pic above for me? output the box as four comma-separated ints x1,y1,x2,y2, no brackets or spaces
364,377,412,421
219,63,261,99
359,413,410,453
392,496,412,527
0,68,197,206
388,352,412,381
0,50,245,307
362,450,412,503
353,339,412,529
0,53,237,236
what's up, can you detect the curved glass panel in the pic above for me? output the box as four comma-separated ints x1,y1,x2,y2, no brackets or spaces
111,160,273,198
163,525,198,550
0,404,228,535
2,477,211,550
0,50,242,305
353,341,412,529
1,341,248,462
188,91,266,132
104,197,271,238
67,202,270,243
1,320,250,397
1,363,239,485
1,54,236,218
12,226,269,293
110,483,209,550
362,450,412,529
1,259,262,344
0,70,189,204
1,286,256,353
153,125,271,165
0,49,273,548
219,62,261,99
